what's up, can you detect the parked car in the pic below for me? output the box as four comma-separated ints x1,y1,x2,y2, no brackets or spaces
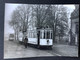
9,34,14,41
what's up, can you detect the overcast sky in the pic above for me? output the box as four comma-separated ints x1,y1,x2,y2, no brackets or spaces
4,3,75,37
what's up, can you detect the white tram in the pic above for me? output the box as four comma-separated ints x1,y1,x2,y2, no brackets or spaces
19,28,53,48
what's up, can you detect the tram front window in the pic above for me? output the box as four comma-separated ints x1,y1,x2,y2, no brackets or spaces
47,31,50,39
40,30,52,39
51,32,52,39
44,32,45,39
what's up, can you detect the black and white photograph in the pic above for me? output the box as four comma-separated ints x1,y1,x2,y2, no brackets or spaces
4,3,79,59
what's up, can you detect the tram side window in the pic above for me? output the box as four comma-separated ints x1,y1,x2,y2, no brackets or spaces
33,32,34,38
33,32,35,38
33,32,37,38
35,33,37,38
40,31,42,39
28,32,30,38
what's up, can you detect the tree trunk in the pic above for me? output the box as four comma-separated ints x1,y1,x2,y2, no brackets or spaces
16,30,19,41
13,26,16,41
53,23,57,43
22,32,24,42
53,29,55,43
59,35,60,43
14,31,16,41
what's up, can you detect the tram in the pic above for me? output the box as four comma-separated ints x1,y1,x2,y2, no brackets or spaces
18,28,53,48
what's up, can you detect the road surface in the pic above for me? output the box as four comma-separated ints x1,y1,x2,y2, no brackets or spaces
4,40,78,59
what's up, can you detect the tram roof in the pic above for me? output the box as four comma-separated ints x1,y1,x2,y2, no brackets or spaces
27,28,52,32
38,28,52,31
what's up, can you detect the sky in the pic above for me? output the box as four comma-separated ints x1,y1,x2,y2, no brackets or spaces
64,5,75,12
4,3,75,38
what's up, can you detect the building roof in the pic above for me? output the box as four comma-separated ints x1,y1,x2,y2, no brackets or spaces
70,5,79,19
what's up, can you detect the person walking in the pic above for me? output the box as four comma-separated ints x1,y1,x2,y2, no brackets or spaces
24,36,28,48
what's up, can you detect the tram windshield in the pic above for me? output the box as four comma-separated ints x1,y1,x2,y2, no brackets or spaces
27,29,52,39
40,30,52,39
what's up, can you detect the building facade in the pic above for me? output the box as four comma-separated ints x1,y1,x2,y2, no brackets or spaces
70,5,79,45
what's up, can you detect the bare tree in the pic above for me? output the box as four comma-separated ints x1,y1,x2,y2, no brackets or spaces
9,4,31,41
32,5,53,46
55,5,68,43
9,9,20,41
44,5,58,43
44,5,68,43
9,4,68,44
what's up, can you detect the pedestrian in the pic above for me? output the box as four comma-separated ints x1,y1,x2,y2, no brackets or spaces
24,36,28,48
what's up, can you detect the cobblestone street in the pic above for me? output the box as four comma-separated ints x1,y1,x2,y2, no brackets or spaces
4,40,53,59
4,40,78,59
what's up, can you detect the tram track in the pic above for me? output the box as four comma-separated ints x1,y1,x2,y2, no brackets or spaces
27,44,62,56
41,48,62,56
27,45,61,56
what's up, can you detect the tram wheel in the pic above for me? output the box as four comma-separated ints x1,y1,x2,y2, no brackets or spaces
50,46,52,50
